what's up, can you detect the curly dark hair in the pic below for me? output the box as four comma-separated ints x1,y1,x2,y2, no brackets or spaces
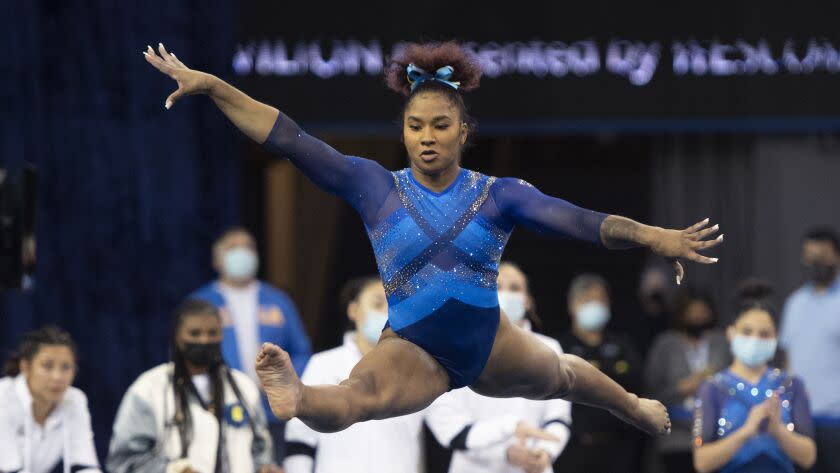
385,41,482,135
385,41,482,96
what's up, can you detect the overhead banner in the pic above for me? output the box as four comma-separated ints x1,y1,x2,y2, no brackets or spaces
234,3,840,132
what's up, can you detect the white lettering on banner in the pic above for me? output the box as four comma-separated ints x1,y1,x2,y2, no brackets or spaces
606,41,660,85
782,40,840,73
673,40,779,75
232,39,840,84
454,41,600,78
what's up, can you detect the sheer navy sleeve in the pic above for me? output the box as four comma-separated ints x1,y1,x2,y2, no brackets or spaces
693,380,721,445
490,177,608,247
790,377,815,439
262,111,394,227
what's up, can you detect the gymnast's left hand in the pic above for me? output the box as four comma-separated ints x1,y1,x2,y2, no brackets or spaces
647,218,723,284
143,42,215,109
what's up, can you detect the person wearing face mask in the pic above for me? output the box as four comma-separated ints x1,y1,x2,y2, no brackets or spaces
107,299,278,473
692,280,816,473
554,274,644,473
645,287,730,473
0,326,101,473
192,227,312,461
284,276,425,473
779,227,840,473
632,262,676,358
426,261,572,473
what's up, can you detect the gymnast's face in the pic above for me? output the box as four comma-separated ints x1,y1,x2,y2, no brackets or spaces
403,92,468,177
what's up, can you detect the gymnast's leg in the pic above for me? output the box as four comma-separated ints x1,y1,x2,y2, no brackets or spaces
256,329,449,433
470,312,671,435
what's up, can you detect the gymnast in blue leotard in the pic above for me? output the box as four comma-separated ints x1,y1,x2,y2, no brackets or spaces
144,40,723,436
262,109,608,389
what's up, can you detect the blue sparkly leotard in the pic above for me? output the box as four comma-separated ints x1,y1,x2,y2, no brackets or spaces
264,112,607,388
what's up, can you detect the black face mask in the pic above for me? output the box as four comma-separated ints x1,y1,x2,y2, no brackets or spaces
643,291,666,315
682,320,714,339
182,342,222,367
804,262,838,286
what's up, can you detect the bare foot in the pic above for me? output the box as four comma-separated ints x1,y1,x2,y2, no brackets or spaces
256,343,302,420
612,394,671,435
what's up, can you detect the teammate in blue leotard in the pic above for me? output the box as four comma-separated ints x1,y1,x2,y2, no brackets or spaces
144,41,723,436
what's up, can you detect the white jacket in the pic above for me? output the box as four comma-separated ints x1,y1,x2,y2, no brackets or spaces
106,363,273,473
426,328,572,473
0,375,100,473
284,333,425,473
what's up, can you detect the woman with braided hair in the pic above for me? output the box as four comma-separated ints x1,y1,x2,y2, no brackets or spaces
107,299,277,473
143,40,723,438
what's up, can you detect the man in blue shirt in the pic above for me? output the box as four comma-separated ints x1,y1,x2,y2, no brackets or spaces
192,227,312,461
780,227,840,473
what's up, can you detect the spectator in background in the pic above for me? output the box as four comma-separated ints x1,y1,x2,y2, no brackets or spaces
107,299,277,473
192,227,311,461
780,227,840,473
0,326,101,473
645,287,730,473
692,280,816,473
554,274,643,473
426,262,572,473
633,262,676,357
284,276,425,473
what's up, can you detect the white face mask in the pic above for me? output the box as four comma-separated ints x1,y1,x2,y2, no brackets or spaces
498,290,527,323
575,301,611,331
222,247,258,281
361,311,389,345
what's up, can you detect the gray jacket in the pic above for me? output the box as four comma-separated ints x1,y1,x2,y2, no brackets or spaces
644,330,731,452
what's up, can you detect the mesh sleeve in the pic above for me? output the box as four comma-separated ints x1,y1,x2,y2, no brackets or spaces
262,111,393,226
789,377,815,439
490,177,607,246
693,380,720,446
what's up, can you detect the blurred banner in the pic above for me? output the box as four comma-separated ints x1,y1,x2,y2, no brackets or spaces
235,2,840,132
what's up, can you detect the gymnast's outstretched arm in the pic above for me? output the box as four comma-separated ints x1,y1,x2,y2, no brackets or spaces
490,177,723,283
143,43,277,142
143,43,392,220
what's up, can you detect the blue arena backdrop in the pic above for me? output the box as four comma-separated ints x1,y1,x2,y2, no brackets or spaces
235,1,840,133
1,0,240,459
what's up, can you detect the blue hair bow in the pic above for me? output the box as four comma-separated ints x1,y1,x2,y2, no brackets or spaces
406,63,461,92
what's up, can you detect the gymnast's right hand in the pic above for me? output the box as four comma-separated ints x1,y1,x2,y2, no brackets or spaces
143,43,214,109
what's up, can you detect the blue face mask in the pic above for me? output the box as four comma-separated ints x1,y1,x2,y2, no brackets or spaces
731,335,777,368
222,247,258,281
361,311,389,345
576,302,610,331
